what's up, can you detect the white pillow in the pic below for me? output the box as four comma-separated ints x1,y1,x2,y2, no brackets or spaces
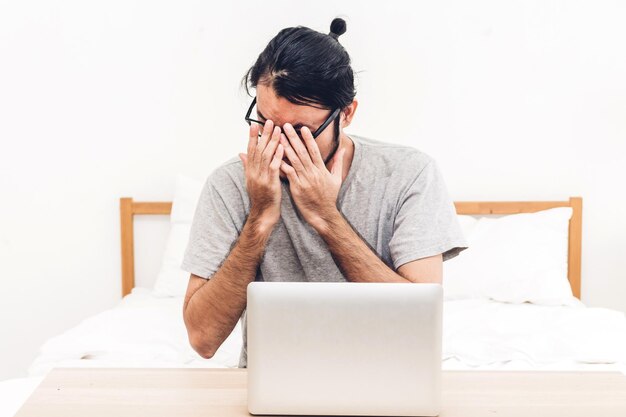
170,174,205,224
456,214,479,241
152,174,203,297
443,207,577,306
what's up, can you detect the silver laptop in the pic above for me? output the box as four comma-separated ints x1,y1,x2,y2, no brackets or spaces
246,282,443,416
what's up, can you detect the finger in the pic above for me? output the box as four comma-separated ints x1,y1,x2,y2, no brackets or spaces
280,133,307,174
300,126,325,168
253,120,273,170
256,119,274,155
280,158,300,183
247,124,258,160
283,123,314,169
261,125,282,168
269,144,284,175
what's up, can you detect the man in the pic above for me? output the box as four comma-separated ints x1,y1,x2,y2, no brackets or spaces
181,18,468,368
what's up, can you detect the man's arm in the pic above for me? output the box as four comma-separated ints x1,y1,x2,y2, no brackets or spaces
182,214,273,359
315,210,443,284
183,119,284,359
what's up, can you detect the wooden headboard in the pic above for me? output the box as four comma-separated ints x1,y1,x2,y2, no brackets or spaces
119,196,583,299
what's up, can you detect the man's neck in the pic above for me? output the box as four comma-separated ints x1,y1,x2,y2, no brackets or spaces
340,133,355,183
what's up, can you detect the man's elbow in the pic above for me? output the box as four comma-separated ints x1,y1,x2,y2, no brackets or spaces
189,332,217,359
183,308,217,359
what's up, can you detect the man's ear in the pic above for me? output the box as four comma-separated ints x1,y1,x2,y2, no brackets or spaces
340,98,358,128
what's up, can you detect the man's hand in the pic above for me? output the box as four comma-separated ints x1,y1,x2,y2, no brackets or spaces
278,123,346,231
239,120,284,232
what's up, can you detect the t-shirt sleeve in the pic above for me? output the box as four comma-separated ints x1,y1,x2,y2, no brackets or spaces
388,158,468,270
180,168,245,279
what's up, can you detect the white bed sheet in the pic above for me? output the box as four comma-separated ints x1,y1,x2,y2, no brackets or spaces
26,287,243,377
26,287,625,375
3,287,626,417
443,298,626,368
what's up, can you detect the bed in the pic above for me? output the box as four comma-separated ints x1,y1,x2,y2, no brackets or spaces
2,175,625,417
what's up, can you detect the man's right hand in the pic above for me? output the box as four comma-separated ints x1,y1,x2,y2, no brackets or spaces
239,120,284,232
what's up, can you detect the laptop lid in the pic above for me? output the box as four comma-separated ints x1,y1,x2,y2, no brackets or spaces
247,282,443,416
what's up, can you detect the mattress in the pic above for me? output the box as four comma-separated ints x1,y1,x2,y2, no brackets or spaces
3,287,625,417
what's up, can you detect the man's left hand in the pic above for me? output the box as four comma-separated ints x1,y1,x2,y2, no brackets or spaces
279,123,346,232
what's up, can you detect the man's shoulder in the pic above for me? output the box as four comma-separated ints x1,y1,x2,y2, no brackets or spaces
352,134,434,177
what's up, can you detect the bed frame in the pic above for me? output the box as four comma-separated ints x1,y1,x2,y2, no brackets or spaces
119,196,583,299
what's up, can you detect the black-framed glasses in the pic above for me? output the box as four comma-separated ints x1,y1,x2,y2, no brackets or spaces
245,96,341,140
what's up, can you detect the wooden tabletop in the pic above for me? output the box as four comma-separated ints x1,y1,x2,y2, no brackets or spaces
14,367,626,417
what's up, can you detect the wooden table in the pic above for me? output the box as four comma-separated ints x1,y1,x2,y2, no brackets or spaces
14,367,626,417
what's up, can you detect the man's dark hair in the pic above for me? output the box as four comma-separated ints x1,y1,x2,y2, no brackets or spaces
241,17,357,112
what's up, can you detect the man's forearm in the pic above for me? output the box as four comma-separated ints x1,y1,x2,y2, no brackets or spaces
184,213,274,356
314,210,411,283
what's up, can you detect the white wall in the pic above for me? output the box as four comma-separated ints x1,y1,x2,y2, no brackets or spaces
1,0,625,381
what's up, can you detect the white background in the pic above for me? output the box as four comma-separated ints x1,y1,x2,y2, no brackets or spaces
1,0,625,381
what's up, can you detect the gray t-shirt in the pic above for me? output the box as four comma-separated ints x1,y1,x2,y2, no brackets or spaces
181,134,468,368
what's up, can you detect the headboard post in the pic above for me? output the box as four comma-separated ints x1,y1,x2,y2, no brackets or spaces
568,197,583,298
120,197,136,298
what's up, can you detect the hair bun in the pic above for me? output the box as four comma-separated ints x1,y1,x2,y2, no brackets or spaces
329,17,347,40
